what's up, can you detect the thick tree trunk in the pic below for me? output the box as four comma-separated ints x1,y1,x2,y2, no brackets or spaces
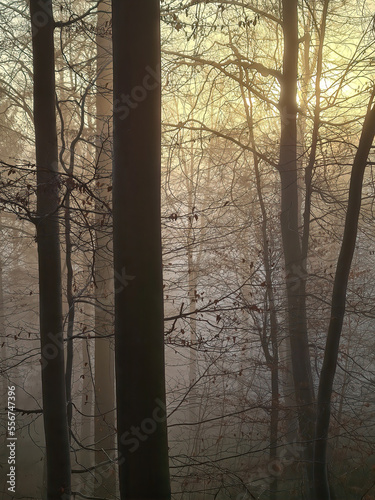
314,103,375,500
279,0,315,495
112,1,171,498
30,1,71,498
94,1,116,496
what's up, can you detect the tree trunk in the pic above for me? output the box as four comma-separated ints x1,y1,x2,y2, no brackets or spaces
246,93,280,500
279,0,315,495
64,191,75,438
112,1,171,498
0,233,6,401
94,1,116,496
313,103,375,500
80,333,94,498
30,1,71,498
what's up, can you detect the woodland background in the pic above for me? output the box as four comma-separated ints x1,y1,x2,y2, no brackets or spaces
1,1,375,499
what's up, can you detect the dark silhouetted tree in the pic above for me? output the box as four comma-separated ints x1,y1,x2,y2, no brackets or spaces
30,0,71,498
314,100,375,500
112,0,171,498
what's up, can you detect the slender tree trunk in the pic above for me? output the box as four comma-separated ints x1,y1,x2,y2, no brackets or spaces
0,238,6,400
80,334,94,498
81,331,94,440
301,0,329,262
94,1,116,496
335,317,352,447
314,103,375,500
65,191,75,438
112,1,171,498
30,1,71,498
185,142,198,455
246,94,280,500
279,0,315,495
187,210,197,404
187,230,199,458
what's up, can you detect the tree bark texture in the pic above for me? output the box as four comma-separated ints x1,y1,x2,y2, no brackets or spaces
30,1,71,498
279,0,315,495
94,1,116,497
112,1,171,498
